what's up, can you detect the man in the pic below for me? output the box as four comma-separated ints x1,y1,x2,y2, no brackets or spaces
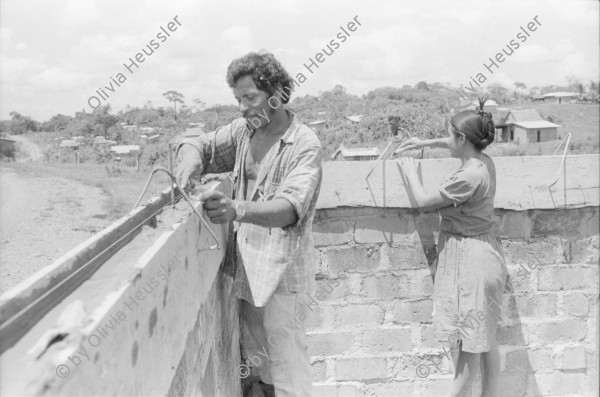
176,52,322,397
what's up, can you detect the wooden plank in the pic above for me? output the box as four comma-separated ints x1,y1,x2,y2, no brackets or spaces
0,186,181,354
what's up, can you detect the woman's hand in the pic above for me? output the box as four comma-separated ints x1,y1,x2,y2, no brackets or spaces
394,137,424,155
397,156,419,177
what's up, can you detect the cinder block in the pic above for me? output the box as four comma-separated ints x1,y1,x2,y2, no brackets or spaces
536,373,587,395
420,325,439,348
335,357,387,380
416,378,454,397
333,304,384,327
561,346,587,370
308,331,353,356
569,235,600,265
497,370,530,397
312,219,353,247
502,293,557,319
363,381,413,396
325,246,380,275
355,213,416,244
532,210,584,237
408,270,435,298
504,348,531,373
497,211,532,238
388,245,430,270
306,303,323,331
362,274,410,300
312,360,327,382
390,299,433,324
314,277,350,301
503,239,558,266
358,327,412,353
526,348,554,372
562,292,591,316
538,266,598,291
497,323,527,346
312,384,358,397
526,319,588,344
581,208,599,236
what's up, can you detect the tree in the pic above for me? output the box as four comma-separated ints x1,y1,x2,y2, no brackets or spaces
332,85,347,96
416,81,429,90
162,91,185,120
8,111,37,134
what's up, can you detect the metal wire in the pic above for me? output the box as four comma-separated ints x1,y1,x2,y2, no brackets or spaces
133,166,219,249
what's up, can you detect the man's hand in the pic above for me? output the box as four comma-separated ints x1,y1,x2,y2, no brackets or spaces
175,144,204,190
199,190,237,224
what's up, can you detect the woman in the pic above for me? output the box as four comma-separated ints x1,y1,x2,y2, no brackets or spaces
396,99,507,397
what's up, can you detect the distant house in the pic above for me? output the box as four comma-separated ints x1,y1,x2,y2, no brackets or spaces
0,137,16,161
470,99,498,112
511,120,560,144
333,147,380,161
111,145,141,155
59,139,81,148
93,136,117,146
494,109,560,144
345,115,363,123
542,92,580,104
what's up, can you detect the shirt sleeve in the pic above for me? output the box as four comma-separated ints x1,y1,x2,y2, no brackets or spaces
439,169,479,206
177,118,245,174
273,142,323,229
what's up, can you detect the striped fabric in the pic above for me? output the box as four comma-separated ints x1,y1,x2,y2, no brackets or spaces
179,112,322,307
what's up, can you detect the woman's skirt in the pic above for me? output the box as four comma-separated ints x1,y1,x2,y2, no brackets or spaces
433,230,508,353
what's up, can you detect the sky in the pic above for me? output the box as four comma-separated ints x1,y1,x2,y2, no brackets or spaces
0,0,598,121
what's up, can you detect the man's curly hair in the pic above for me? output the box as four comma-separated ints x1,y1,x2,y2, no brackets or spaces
226,52,294,104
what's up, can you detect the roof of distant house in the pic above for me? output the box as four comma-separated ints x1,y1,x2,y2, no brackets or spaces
111,145,141,154
93,136,117,145
543,92,580,98
506,109,543,122
345,115,363,123
59,139,80,148
334,147,381,158
513,120,561,129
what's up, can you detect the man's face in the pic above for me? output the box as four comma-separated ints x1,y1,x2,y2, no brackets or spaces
233,75,276,130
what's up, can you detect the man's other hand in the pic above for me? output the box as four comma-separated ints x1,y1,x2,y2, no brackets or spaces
199,190,236,224
175,144,203,190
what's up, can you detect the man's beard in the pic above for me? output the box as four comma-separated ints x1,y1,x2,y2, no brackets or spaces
243,107,275,130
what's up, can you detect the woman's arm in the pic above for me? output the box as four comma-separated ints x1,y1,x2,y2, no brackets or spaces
397,157,454,210
394,137,449,155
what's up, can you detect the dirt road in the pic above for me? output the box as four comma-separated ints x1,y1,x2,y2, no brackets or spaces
0,167,112,294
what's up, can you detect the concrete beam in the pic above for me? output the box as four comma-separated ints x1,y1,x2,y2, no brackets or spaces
318,154,599,210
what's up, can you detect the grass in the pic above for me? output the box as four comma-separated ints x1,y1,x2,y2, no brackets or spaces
2,162,173,220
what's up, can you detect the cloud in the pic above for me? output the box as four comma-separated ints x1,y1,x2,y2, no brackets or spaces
29,67,92,91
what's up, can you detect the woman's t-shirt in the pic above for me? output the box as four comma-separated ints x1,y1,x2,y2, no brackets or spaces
438,154,497,236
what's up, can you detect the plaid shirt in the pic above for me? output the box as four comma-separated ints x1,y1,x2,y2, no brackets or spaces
179,112,322,307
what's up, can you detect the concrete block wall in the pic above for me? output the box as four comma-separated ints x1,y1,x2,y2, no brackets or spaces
307,207,599,397
301,155,600,397
0,181,241,397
